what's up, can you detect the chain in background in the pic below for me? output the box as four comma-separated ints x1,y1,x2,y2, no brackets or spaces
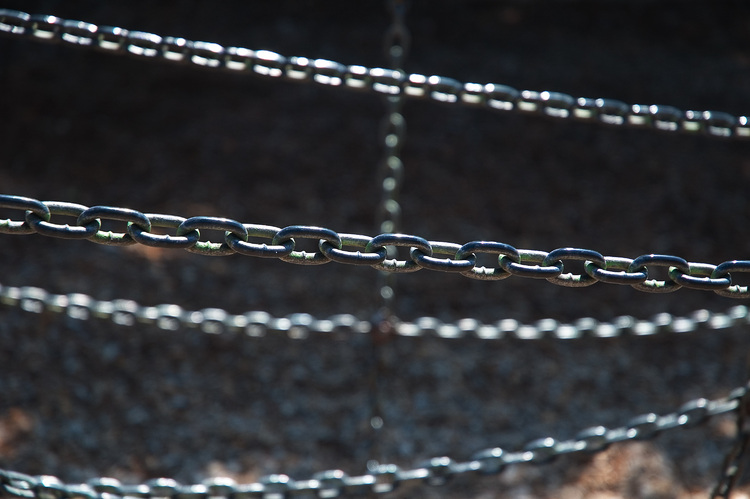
0,9,748,140
2,281,750,340
711,367,750,497
368,0,411,477
0,385,744,499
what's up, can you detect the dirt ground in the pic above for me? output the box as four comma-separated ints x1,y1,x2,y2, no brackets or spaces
2,1,750,498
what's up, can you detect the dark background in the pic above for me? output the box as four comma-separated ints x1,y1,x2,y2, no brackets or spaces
2,1,750,497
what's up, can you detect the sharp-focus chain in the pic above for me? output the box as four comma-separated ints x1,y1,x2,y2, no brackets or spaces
2,195,750,297
3,280,750,340
1,9,748,140
0,385,744,499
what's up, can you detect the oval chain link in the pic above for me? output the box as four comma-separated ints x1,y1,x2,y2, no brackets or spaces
1,8,748,140
1,195,748,296
0,384,744,498
3,280,750,340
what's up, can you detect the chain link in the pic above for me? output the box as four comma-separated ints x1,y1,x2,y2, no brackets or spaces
711,379,750,498
0,386,743,499
1,9,748,140
2,195,750,297
375,0,410,322
3,280,750,340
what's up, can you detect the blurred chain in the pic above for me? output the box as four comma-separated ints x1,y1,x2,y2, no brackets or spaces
1,9,749,139
2,195,750,297
369,0,411,471
711,376,750,497
375,0,409,321
3,280,750,340
0,385,744,498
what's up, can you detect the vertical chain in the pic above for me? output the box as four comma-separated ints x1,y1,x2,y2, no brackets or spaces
376,0,409,320
711,362,750,498
367,0,410,473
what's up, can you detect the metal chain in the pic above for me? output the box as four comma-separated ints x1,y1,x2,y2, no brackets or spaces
711,377,750,498
0,386,744,499
375,0,409,321
1,9,748,140
3,280,750,340
368,0,412,471
2,195,750,297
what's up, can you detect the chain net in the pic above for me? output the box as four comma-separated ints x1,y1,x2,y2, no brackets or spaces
1,2,750,498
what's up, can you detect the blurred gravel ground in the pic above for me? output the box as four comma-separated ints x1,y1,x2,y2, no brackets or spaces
2,1,750,498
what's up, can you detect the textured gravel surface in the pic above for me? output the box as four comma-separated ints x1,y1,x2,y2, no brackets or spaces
2,1,750,498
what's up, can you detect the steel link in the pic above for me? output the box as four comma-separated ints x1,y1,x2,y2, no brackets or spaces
584,256,648,285
0,386,717,499
712,380,750,498
499,249,563,279
28,14,61,40
668,262,732,291
2,195,750,296
410,241,475,273
78,206,151,246
127,213,200,249
543,247,606,287
60,20,97,47
628,253,690,293
25,201,101,239
2,9,749,139
456,241,516,281
176,216,248,256
0,195,50,234
367,233,431,273
713,260,750,299
0,9,30,35
318,233,387,265
273,225,341,265
3,280,749,341
224,224,294,258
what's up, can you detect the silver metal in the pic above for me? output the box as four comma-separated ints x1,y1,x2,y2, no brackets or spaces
1,195,749,296
2,280,750,340
0,385,744,498
1,8,748,139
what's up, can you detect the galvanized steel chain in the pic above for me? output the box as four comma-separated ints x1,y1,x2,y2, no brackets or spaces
0,385,745,498
1,9,748,140
2,194,750,297
3,280,750,340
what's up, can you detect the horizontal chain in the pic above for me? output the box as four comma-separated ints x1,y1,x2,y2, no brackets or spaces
1,9,748,140
3,280,750,340
0,384,744,498
2,195,749,297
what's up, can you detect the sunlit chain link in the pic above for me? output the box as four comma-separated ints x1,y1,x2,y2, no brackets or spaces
1,9,748,140
0,385,744,499
3,281,750,340
376,0,409,320
2,195,750,297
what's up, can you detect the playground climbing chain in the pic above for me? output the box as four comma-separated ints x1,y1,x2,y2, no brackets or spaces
1,4,750,498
